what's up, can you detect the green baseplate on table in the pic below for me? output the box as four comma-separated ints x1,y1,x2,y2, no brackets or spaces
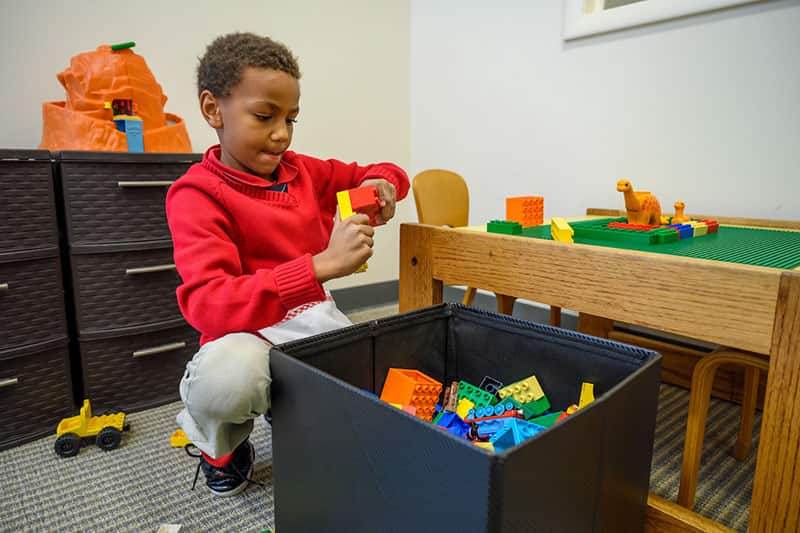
510,218,800,270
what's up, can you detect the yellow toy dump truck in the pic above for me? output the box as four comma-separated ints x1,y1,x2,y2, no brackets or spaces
54,399,127,457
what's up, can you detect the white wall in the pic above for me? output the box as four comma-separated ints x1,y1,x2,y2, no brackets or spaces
0,0,411,289
410,0,800,224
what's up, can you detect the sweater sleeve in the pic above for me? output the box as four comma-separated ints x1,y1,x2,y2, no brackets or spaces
296,154,410,214
166,180,325,341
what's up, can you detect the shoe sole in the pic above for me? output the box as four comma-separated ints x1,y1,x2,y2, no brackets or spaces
208,443,256,497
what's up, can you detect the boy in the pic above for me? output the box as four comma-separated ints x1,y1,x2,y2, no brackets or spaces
166,32,409,496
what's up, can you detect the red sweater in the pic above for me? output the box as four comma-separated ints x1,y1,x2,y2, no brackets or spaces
166,145,409,345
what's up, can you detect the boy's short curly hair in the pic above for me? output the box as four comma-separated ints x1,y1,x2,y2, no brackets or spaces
197,32,301,97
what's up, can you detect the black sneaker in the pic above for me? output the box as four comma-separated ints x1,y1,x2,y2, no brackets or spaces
186,440,261,497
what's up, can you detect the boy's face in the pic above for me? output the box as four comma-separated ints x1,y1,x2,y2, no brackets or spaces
201,67,300,179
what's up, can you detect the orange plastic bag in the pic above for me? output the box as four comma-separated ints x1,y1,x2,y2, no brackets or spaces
40,43,192,153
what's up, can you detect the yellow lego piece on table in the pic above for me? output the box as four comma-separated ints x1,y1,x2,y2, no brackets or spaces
456,398,475,420
498,375,545,404
689,221,708,236
550,217,574,243
578,382,595,409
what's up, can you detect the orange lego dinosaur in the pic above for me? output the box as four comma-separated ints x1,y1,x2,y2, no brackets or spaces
672,201,690,224
616,179,662,226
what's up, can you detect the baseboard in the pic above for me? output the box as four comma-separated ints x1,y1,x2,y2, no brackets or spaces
444,287,580,330
331,280,579,330
330,280,400,312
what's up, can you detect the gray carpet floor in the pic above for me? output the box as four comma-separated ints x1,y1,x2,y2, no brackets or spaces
1,304,758,532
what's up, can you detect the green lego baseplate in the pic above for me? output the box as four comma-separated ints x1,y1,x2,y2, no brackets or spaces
511,217,800,270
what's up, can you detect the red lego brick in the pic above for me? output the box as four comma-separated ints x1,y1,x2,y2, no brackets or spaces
348,185,382,225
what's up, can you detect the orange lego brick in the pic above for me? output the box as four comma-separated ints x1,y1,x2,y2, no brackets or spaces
380,368,443,422
506,196,544,227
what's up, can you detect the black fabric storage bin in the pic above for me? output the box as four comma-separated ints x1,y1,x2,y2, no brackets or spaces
270,304,662,533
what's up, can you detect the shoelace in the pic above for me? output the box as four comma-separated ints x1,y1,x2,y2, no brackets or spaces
184,443,264,491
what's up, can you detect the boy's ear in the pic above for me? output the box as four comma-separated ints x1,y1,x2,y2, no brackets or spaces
199,90,223,129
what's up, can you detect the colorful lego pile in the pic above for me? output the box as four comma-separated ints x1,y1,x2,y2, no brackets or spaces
573,217,720,245
489,183,720,247
488,216,720,246
379,368,594,453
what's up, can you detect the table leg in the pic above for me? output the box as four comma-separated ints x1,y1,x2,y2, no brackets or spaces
549,306,562,327
749,271,800,532
399,224,443,312
495,294,516,315
577,313,614,338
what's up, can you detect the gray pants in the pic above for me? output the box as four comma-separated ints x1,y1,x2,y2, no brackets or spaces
177,333,272,458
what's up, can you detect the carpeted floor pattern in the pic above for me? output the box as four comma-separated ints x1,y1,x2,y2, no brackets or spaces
1,304,758,532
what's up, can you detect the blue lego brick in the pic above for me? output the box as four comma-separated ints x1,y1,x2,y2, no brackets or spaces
434,411,470,438
668,224,693,239
489,419,546,452
120,119,144,152
470,418,515,440
466,400,523,422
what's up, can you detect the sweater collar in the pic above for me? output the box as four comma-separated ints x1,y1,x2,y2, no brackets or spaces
201,145,298,188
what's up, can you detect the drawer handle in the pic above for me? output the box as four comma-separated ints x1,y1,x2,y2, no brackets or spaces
0,377,19,388
133,341,187,358
118,180,175,188
125,264,176,275
0,282,8,292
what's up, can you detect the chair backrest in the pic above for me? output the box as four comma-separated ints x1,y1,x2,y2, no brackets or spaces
412,169,469,227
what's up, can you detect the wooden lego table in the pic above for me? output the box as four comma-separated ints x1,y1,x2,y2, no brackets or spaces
399,212,800,533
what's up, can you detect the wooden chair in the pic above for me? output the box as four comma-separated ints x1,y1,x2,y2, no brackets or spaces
412,169,516,314
677,348,768,510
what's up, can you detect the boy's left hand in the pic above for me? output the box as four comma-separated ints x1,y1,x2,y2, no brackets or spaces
360,178,397,225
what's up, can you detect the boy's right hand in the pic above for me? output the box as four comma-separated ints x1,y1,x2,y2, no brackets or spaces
312,213,374,283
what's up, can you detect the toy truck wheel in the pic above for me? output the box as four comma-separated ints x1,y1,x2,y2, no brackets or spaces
54,433,81,457
97,426,122,451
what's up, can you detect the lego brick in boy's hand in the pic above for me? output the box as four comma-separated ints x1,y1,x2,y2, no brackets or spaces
348,186,382,226
358,178,399,225
337,185,382,225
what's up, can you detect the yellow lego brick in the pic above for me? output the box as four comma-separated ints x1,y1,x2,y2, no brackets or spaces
578,382,595,409
456,398,475,420
474,441,495,452
550,217,574,243
498,375,544,404
689,221,708,236
170,429,191,448
336,190,354,219
336,189,366,272
111,114,142,121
